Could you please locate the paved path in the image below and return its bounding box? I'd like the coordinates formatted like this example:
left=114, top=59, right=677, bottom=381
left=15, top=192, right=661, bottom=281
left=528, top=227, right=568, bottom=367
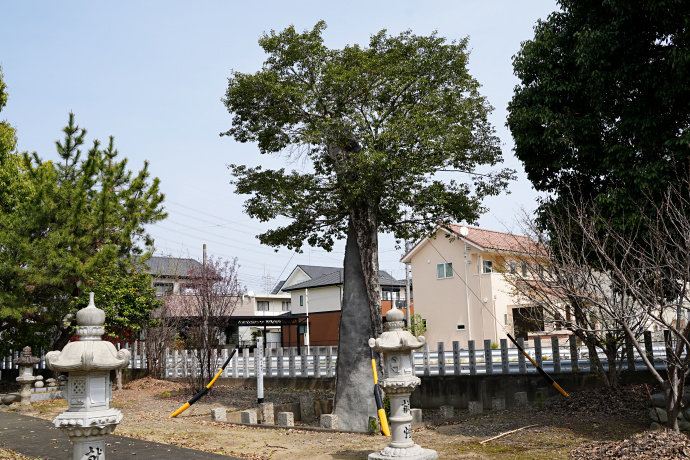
left=0, top=410, right=239, bottom=459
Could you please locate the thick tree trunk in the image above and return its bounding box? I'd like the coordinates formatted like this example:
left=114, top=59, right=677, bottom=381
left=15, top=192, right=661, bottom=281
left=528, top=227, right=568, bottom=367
left=350, top=202, right=382, bottom=337
left=333, top=219, right=378, bottom=431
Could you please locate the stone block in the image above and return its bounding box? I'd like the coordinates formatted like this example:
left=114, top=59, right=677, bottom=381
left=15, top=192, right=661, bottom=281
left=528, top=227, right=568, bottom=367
left=259, top=402, right=274, bottom=425
left=320, top=413, right=338, bottom=429
left=241, top=410, right=257, bottom=424
left=211, top=408, right=227, bottom=422
left=439, top=405, right=454, bottom=418
left=514, top=392, right=528, bottom=406
left=411, top=408, right=423, bottom=426
left=650, top=408, right=667, bottom=423
left=491, top=397, right=506, bottom=411
left=300, top=394, right=316, bottom=421
left=681, top=420, right=690, bottom=431
left=653, top=393, right=666, bottom=407
left=468, top=401, right=483, bottom=415
left=368, top=416, right=380, bottom=433
left=277, top=411, right=294, bottom=427
left=535, top=387, right=549, bottom=400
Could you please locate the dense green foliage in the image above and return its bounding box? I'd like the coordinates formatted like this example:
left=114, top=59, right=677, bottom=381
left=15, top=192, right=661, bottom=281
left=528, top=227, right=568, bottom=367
left=223, top=21, right=513, bottom=251
left=72, top=268, right=162, bottom=344
left=0, top=111, right=166, bottom=354
left=508, top=1, right=690, bottom=229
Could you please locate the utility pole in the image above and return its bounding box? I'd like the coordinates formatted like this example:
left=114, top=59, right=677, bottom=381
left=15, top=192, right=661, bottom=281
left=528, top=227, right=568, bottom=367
left=405, top=241, right=412, bottom=325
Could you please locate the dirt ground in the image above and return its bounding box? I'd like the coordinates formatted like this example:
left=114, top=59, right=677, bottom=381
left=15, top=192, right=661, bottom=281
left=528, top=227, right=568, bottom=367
left=1, top=378, right=685, bottom=459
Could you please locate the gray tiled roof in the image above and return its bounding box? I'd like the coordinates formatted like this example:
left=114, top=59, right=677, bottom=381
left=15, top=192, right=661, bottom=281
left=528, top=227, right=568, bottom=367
left=270, top=280, right=286, bottom=295
left=144, top=256, right=203, bottom=278
left=281, top=267, right=405, bottom=291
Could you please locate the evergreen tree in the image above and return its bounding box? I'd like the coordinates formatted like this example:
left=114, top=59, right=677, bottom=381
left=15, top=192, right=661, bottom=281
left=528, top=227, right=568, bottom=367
left=0, top=113, right=166, bottom=354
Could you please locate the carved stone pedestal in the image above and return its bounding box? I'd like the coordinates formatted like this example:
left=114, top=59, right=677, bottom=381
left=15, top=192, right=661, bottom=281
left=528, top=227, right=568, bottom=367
left=368, top=308, right=438, bottom=460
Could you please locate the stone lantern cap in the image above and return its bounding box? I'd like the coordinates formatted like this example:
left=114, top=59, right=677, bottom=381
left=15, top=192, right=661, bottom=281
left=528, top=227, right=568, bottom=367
left=369, top=307, right=426, bottom=353
left=14, top=346, right=40, bottom=366
left=46, top=293, right=130, bottom=372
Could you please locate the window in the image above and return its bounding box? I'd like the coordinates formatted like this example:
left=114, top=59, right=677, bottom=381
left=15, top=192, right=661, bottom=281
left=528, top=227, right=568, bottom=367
left=257, top=301, right=269, bottom=311
left=281, top=301, right=291, bottom=311
left=510, top=260, right=516, bottom=274
left=483, top=260, right=493, bottom=274
left=436, top=262, right=453, bottom=279
left=153, top=282, right=173, bottom=296
left=521, top=261, right=528, bottom=277
left=300, top=295, right=303, bottom=306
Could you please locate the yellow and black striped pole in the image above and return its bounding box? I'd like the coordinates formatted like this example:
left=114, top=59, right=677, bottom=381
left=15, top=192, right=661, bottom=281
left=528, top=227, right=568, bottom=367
left=170, top=348, right=237, bottom=418
left=371, top=349, right=391, bottom=436
left=506, top=333, right=569, bottom=397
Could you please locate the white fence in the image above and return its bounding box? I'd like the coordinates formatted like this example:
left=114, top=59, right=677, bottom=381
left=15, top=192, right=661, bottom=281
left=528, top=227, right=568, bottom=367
left=0, top=332, right=672, bottom=378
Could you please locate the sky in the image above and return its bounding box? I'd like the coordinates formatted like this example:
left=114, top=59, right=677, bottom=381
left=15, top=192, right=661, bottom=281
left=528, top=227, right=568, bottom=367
left=1, top=1, right=558, bottom=293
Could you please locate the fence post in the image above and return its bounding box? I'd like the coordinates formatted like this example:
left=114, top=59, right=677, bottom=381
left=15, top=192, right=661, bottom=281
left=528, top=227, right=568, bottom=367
left=181, top=350, right=188, bottom=377
left=644, top=330, right=654, bottom=364
left=141, top=342, right=147, bottom=370
left=534, top=337, right=543, bottom=368
left=422, top=342, right=430, bottom=377
left=517, top=338, right=526, bottom=374
left=231, top=349, right=238, bottom=378
left=664, top=330, right=673, bottom=365
left=326, top=346, right=334, bottom=377
left=484, top=339, right=493, bottom=374
left=437, top=342, right=445, bottom=376
left=625, top=335, right=635, bottom=371
left=452, top=341, right=461, bottom=376
left=569, top=335, right=579, bottom=372
left=500, top=339, right=509, bottom=374
left=552, top=336, right=561, bottom=373
left=242, top=348, right=250, bottom=378
left=133, top=341, right=139, bottom=369
left=265, top=347, right=273, bottom=378
left=289, top=348, right=296, bottom=378
left=221, top=348, right=229, bottom=378
left=314, top=349, right=321, bottom=378
left=277, top=347, right=284, bottom=377
left=468, top=340, right=476, bottom=375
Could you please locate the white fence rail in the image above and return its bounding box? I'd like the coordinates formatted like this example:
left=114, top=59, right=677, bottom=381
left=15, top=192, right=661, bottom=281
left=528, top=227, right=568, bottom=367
left=0, top=332, right=673, bottom=378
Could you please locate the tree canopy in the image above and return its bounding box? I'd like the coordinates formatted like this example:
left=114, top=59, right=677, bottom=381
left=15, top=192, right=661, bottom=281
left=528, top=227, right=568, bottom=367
left=223, top=21, right=513, bottom=252
left=0, top=113, right=166, bottom=353
left=508, top=0, right=690, bottom=228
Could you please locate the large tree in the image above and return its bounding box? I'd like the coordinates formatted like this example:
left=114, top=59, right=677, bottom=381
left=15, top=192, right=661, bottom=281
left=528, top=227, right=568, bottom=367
left=0, top=113, right=166, bottom=354
left=222, top=22, right=513, bottom=430
left=508, top=0, right=690, bottom=228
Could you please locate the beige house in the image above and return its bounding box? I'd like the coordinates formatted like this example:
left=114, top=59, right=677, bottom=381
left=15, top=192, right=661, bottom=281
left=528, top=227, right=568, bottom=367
left=401, top=225, right=540, bottom=347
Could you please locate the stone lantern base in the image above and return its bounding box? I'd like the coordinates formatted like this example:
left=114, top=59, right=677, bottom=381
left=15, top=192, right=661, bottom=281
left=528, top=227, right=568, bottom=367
left=368, top=446, right=438, bottom=459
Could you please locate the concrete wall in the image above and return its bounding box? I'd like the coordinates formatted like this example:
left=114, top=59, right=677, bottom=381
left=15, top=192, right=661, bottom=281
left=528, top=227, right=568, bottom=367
left=410, top=370, right=660, bottom=410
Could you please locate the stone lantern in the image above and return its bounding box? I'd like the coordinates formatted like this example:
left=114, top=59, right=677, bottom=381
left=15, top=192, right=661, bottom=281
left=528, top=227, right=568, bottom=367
left=368, top=307, right=438, bottom=460
left=15, top=346, right=40, bottom=410
left=46, top=292, right=131, bottom=460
